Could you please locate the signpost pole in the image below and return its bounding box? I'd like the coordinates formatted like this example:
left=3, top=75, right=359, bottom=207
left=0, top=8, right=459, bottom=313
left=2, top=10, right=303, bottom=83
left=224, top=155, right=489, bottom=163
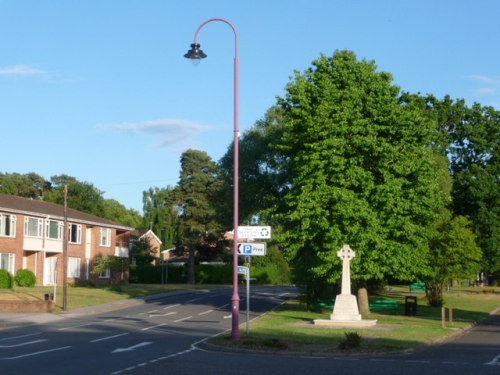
left=246, top=267, right=250, bottom=335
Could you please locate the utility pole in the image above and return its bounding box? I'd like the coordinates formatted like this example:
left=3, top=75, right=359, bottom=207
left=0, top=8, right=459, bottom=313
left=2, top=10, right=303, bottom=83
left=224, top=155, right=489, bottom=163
left=62, top=185, right=68, bottom=311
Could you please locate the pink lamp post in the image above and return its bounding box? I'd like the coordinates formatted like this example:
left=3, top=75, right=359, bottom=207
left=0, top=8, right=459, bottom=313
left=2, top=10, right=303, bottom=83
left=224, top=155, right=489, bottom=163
left=184, top=18, right=240, bottom=340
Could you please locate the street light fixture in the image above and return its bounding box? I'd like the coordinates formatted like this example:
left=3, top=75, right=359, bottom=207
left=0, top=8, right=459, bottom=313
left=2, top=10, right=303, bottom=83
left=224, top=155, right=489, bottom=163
left=184, top=18, right=240, bottom=340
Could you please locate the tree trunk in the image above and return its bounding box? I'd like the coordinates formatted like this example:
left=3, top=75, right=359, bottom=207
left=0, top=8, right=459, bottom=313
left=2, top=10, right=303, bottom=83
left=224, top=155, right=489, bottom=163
left=357, top=287, right=370, bottom=316
left=188, top=247, right=195, bottom=284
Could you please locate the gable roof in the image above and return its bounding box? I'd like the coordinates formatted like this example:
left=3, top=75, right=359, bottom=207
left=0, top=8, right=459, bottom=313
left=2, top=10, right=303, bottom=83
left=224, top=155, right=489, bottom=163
left=130, top=229, right=163, bottom=245
left=0, top=193, right=133, bottom=231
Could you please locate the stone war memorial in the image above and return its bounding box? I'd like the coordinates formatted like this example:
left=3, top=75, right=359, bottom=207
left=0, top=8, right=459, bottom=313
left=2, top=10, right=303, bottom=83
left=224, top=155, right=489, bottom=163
left=314, top=244, right=377, bottom=327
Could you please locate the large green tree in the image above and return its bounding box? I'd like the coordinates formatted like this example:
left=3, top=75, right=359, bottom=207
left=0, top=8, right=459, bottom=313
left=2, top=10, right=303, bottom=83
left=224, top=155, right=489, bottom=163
left=272, top=51, right=447, bottom=303
left=176, top=149, right=223, bottom=284
left=400, top=95, right=499, bottom=276
left=142, top=186, right=178, bottom=247
left=218, top=105, right=289, bottom=226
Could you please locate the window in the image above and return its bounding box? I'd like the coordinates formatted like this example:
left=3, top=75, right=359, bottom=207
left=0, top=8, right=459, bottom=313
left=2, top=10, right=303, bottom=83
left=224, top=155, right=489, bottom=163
left=24, top=217, right=43, bottom=237
left=67, top=257, right=80, bottom=278
left=100, top=228, right=111, bottom=247
left=0, top=253, right=15, bottom=274
left=99, top=268, right=110, bottom=278
left=46, top=220, right=63, bottom=240
left=0, top=214, right=16, bottom=237
left=69, top=224, right=82, bottom=244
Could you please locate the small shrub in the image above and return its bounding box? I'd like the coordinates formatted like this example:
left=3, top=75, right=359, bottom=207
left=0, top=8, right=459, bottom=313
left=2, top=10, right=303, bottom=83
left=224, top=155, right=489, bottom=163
left=262, top=338, right=289, bottom=350
left=339, top=331, right=362, bottom=350
left=0, top=269, right=13, bottom=289
left=14, top=269, right=36, bottom=287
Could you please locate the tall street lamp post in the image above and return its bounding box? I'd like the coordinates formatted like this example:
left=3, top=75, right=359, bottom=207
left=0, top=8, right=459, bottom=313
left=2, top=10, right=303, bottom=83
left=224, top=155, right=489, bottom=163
left=184, top=18, right=240, bottom=340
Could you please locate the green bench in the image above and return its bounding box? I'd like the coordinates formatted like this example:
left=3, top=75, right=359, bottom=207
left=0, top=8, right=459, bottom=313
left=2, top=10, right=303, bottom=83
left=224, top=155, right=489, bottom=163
left=409, top=282, right=426, bottom=292
left=369, top=299, right=398, bottom=311
left=314, top=299, right=335, bottom=310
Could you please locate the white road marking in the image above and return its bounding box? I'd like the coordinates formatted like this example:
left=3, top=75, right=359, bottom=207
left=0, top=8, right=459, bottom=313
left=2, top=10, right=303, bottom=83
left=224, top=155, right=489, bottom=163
left=198, top=309, right=214, bottom=315
left=0, top=339, right=47, bottom=348
left=485, top=353, right=500, bottom=365
left=0, top=346, right=71, bottom=360
left=90, top=333, right=129, bottom=343
left=163, top=304, right=180, bottom=310
left=112, top=341, right=153, bottom=354
left=0, top=332, right=42, bottom=342
left=173, top=316, right=192, bottom=323
left=149, top=312, right=177, bottom=318
left=141, top=323, right=166, bottom=331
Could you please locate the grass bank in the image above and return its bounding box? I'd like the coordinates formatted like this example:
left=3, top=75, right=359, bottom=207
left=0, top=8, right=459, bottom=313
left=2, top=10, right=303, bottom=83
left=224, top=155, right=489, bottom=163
left=212, top=286, right=499, bottom=353
left=0, top=283, right=224, bottom=312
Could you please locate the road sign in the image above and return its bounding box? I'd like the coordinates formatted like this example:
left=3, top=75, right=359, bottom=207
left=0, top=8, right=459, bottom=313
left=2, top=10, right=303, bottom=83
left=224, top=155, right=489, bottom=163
left=238, top=243, right=267, bottom=256
left=237, top=266, right=248, bottom=276
left=237, top=226, right=271, bottom=239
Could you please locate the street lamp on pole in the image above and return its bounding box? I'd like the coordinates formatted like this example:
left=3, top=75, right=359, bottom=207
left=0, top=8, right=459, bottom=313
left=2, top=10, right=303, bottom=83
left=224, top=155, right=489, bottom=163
left=184, top=18, right=240, bottom=340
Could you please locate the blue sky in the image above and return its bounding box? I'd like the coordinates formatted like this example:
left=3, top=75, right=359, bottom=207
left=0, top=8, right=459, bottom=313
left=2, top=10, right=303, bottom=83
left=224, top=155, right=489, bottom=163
left=1, top=0, right=499, bottom=213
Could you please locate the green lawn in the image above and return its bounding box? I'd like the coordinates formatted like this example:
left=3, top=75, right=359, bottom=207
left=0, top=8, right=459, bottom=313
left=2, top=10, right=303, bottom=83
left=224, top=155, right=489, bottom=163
left=0, top=283, right=220, bottom=311
left=213, top=286, right=499, bottom=353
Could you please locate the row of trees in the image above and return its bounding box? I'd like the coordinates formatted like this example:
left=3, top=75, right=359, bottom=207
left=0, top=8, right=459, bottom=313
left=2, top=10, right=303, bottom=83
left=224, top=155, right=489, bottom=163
left=0, top=173, right=143, bottom=228
left=2, top=51, right=497, bottom=307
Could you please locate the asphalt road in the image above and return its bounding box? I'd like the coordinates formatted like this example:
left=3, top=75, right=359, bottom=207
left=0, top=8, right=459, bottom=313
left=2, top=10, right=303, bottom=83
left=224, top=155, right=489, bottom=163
left=0, top=287, right=498, bottom=375
left=0, top=286, right=297, bottom=375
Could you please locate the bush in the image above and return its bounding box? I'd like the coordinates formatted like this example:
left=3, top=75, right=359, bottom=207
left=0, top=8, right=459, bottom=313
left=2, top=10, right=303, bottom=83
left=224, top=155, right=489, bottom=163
left=14, top=269, right=36, bottom=287
left=339, top=332, right=362, bottom=350
left=0, top=269, right=13, bottom=289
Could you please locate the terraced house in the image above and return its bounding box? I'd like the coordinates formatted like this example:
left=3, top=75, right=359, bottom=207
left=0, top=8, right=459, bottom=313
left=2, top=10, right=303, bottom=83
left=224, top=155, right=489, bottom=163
left=0, top=194, right=133, bottom=285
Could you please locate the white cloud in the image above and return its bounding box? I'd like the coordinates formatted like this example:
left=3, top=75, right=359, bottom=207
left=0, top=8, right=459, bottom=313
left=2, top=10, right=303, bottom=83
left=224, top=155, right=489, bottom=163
left=466, top=74, right=500, bottom=99
left=99, top=118, right=208, bottom=149
left=0, top=64, right=47, bottom=76
left=466, top=75, right=500, bottom=84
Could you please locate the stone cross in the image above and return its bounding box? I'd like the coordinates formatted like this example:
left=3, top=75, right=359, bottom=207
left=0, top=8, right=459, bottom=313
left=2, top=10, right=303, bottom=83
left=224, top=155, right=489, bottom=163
left=337, top=244, right=355, bottom=295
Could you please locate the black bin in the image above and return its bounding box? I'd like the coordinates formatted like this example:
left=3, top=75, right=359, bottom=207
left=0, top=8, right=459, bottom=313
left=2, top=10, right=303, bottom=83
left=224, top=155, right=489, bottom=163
left=405, top=296, right=417, bottom=316
left=44, top=293, right=54, bottom=301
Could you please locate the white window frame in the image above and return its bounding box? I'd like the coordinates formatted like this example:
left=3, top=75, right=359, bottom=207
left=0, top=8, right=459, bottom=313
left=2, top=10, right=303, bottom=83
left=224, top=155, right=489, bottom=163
left=0, top=252, right=15, bottom=274
left=99, top=268, right=110, bottom=278
left=67, top=257, right=81, bottom=278
left=68, top=224, right=82, bottom=244
left=100, top=228, right=111, bottom=247
left=46, top=219, right=63, bottom=240
left=0, top=214, right=16, bottom=237
left=24, top=217, right=43, bottom=238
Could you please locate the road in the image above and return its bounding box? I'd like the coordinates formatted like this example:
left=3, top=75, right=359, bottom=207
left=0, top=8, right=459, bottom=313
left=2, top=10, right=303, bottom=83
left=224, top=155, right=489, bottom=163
left=134, top=311, right=500, bottom=375
left=0, top=287, right=498, bottom=375
left=0, top=286, right=297, bottom=374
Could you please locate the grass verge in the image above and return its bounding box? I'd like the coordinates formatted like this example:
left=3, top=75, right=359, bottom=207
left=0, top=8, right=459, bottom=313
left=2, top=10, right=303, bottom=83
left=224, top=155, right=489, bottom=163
left=0, top=283, right=224, bottom=312
left=210, top=286, right=499, bottom=354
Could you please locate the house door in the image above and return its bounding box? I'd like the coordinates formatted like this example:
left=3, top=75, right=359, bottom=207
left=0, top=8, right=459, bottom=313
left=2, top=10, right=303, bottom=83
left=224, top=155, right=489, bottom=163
left=43, top=256, right=58, bottom=286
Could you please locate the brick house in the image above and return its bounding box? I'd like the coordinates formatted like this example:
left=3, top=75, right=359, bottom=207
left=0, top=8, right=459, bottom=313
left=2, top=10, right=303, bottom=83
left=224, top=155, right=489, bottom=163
left=0, top=194, right=134, bottom=286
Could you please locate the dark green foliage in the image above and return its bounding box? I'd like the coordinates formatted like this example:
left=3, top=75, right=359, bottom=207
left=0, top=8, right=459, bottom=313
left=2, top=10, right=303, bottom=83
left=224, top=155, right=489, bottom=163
left=142, top=186, right=178, bottom=248
left=0, top=172, right=141, bottom=226
left=0, top=269, right=13, bottom=289
left=130, top=237, right=157, bottom=266
left=339, top=332, right=362, bottom=350
left=91, top=256, right=129, bottom=285
left=250, top=245, right=291, bottom=285
left=195, top=264, right=232, bottom=284
left=176, top=149, right=223, bottom=284
left=14, top=269, right=36, bottom=287
left=129, top=264, right=233, bottom=284
left=0, top=172, right=47, bottom=199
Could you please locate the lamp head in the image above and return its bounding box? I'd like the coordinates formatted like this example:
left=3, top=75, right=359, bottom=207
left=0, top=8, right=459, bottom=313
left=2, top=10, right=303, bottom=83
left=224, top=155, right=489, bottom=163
left=184, top=43, right=207, bottom=65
